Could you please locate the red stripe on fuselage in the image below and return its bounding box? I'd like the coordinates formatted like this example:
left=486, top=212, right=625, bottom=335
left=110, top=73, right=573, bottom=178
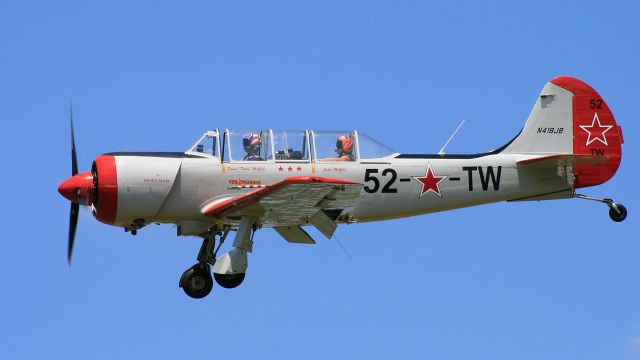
left=94, top=155, right=118, bottom=224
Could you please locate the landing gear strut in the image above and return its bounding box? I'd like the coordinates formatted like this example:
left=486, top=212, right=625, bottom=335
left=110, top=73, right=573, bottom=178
left=574, top=193, right=628, bottom=222
left=179, top=226, right=230, bottom=299
left=180, top=217, right=256, bottom=299
left=211, top=216, right=255, bottom=289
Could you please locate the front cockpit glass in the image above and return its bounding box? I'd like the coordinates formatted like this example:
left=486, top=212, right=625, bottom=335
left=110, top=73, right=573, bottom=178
left=273, top=130, right=309, bottom=161
left=357, top=132, right=398, bottom=159
left=187, top=131, right=219, bottom=157
left=313, top=131, right=357, bottom=161
left=225, top=129, right=272, bottom=162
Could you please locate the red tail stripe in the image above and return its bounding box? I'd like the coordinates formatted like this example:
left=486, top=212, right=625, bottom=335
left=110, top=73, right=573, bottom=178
left=550, top=76, right=622, bottom=188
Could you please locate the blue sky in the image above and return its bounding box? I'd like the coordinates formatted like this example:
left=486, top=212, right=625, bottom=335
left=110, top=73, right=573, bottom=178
left=1, top=1, right=638, bottom=359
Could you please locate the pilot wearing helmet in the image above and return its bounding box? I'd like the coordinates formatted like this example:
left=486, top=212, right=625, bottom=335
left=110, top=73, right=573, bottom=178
left=242, top=132, right=264, bottom=161
left=321, top=135, right=355, bottom=162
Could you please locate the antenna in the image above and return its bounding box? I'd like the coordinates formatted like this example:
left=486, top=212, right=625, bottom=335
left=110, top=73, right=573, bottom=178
left=438, top=119, right=465, bottom=155
left=332, top=234, right=352, bottom=259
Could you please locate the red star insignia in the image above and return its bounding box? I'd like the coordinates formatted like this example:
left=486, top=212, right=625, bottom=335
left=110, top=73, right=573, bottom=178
left=579, top=112, right=613, bottom=146
left=278, top=166, right=283, bottom=172
left=287, top=166, right=293, bottom=172
left=296, top=166, right=302, bottom=171
left=412, top=164, right=446, bottom=198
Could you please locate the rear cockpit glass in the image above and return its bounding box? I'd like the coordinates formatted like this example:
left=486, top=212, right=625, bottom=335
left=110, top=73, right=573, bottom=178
left=357, top=133, right=398, bottom=159
left=273, top=130, right=309, bottom=161
left=225, top=129, right=272, bottom=162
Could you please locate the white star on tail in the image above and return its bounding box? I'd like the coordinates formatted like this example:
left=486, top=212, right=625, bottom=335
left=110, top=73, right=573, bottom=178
left=579, top=112, right=613, bottom=146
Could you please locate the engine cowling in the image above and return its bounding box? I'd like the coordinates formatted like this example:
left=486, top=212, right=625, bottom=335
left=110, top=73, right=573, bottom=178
left=91, top=153, right=183, bottom=226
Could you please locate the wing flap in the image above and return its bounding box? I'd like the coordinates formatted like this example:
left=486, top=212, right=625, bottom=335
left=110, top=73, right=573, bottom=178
left=274, top=226, right=316, bottom=244
left=309, top=210, right=338, bottom=239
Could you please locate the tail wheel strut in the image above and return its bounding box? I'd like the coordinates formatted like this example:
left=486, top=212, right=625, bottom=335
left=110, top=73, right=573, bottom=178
left=574, top=193, right=627, bottom=222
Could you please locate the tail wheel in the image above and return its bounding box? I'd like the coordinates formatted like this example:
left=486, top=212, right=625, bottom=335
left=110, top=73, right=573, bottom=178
left=180, top=265, right=213, bottom=299
left=609, top=204, right=627, bottom=222
left=214, top=273, right=246, bottom=289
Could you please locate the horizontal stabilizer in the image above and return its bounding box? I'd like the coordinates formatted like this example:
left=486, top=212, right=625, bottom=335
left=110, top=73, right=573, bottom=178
left=508, top=189, right=574, bottom=202
left=516, top=154, right=610, bottom=192
left=275, top=226, right=316, bottom=244
left=517, top=154, right=608, bottom=169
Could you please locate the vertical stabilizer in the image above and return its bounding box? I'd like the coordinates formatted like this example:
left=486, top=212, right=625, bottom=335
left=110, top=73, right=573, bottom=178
left=502, top=76, right=623, bottom=188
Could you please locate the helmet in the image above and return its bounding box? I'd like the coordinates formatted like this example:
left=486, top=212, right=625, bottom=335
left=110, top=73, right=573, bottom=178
left=242, top=133, right=262, bottom=150
left=336, top=135, right=354, bottom=154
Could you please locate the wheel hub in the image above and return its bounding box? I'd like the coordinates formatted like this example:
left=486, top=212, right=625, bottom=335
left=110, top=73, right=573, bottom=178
left=190, top=275, right=205, bottom=290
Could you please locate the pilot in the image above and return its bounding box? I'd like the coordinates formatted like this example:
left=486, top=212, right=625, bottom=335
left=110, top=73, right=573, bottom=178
left=242, top=133, right=264, bottom=161
left=321, top=135, right=355, bottom=162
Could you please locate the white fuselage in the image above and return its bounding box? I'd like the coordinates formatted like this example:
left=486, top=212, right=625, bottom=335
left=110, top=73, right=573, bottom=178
left=110, top=152, right=569, bottom=232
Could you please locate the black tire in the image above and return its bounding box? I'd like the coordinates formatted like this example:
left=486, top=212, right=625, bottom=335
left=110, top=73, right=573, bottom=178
left=609, top=204, right=627, bottom=222
left=214, top=272, right=246, bottom=289
left=180, top=265, right=213, bottom=299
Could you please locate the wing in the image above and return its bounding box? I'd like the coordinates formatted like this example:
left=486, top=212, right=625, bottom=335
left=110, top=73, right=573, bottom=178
left=201, top=176, right=362, bottom=240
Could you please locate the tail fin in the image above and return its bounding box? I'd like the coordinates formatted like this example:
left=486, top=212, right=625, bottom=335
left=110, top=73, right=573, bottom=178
left=502, top=76, right=623, bottom=188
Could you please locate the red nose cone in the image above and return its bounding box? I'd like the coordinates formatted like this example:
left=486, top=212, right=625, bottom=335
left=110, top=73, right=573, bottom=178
left=58, top=172, right=94, bottom=204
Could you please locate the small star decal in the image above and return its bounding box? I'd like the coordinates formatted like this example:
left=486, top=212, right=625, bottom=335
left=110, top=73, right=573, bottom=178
left=579, top=112, right=613, bottom=146
left=412, top=164, right=447, bottom=198
left=278, top=166, right=283, bottom=172
left=296, top=166, right=302, bottom=171
left=287, top=166, right=293, bottom=172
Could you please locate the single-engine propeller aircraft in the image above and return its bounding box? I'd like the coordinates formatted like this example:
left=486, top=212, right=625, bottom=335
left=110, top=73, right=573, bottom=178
left=59, top=76, right=627, bottom=298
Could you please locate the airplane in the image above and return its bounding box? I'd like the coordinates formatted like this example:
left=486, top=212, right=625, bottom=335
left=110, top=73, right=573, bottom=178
left=58, top=76, right=626, bottom=299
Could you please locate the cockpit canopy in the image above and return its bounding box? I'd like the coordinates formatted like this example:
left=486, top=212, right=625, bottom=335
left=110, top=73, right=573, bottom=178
left=187, top=129, right=397, bottom=162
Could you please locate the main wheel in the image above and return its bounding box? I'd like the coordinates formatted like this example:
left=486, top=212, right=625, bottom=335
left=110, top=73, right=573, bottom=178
left=214, top=272, right=246, bottom=289
left=180, top=265, right=213, bottom=299
left=609, top=204, right=627, bottom=222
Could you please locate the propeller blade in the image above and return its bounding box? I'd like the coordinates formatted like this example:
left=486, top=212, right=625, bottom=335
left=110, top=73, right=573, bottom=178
left=68, top=202, right=79, bottom=264
left=70, top=105, right=78, bottom=176
left=69, top=104, right=79, bottom=265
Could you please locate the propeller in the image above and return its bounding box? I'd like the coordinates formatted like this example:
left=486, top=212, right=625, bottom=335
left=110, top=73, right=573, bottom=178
left=68, top=105, right=79, bottom=264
